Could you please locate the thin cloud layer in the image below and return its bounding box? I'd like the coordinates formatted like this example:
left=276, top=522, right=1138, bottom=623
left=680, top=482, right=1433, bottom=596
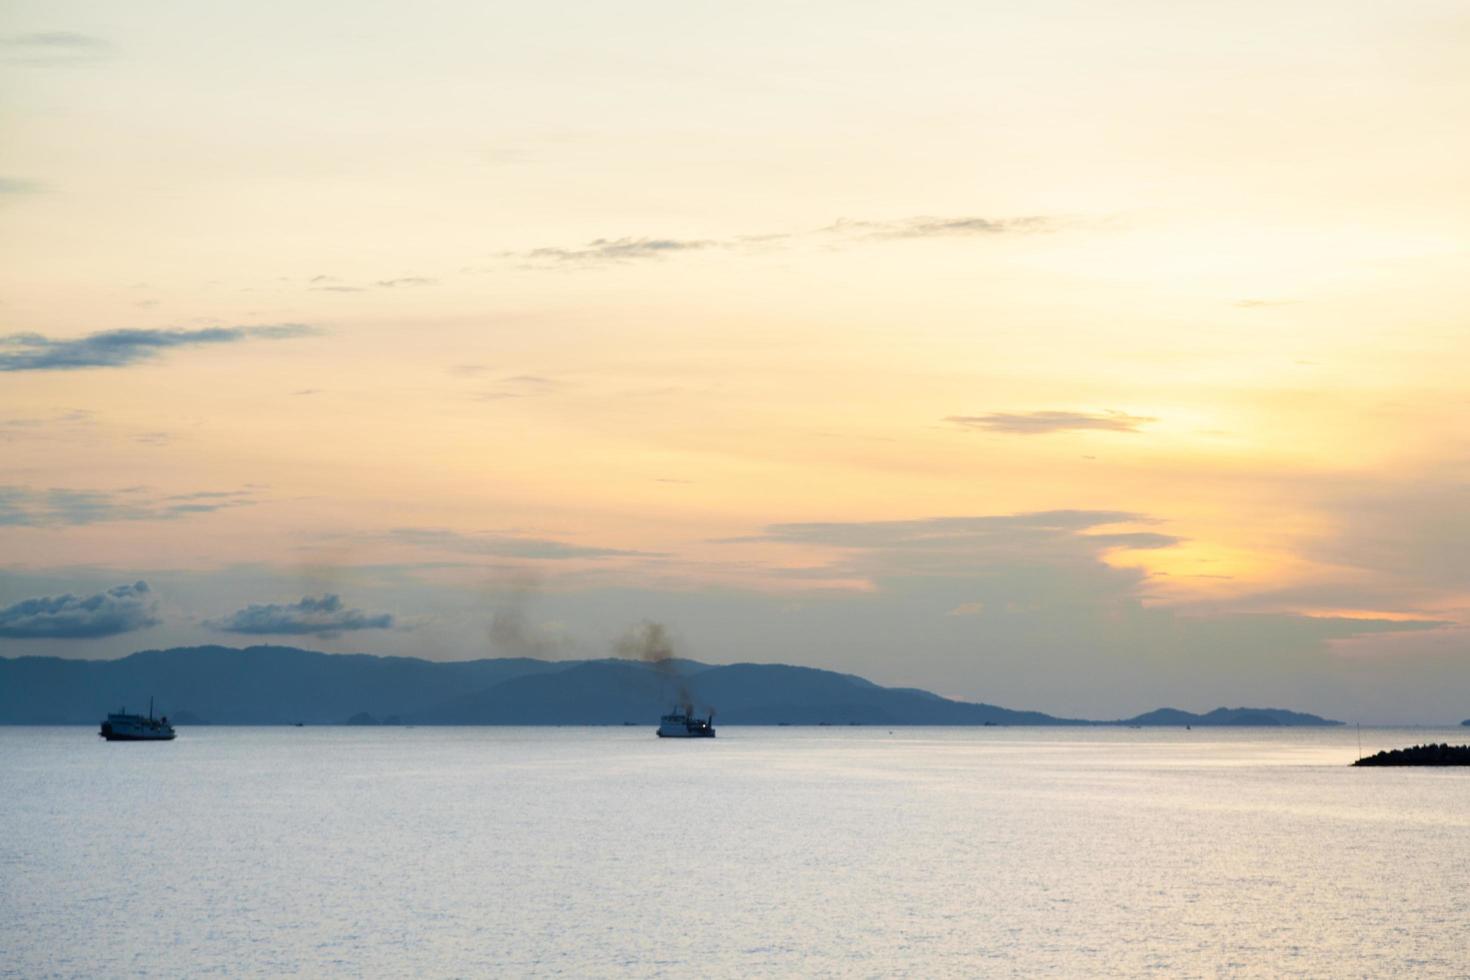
left=1298, top=475, right=1470, bottom=609
left=0, top=409, right=94, bottom=441
left=503, top=214, right=1056, bottom=267
left=947, top=411, right=1155, bottom=435
left=0, top=324, right=316, bottom=372
left=736, top=511, right=1179, bottom=598
left=307, top=276, right=436, bottom=291
left=207, top=594, right=395, bottom=635
left=389, top=527, right=656, bottom=560
left=1, top=31, right=110, bottom=64
left=823, top=215, right=1054, bottom=239
left=511, top=237, right=716, bottom=265
left=709, top=509, right=1452, bottom=718
left=744, top=510, right=1162, bottom=548
left=374, top=277, right=438, bottom=288
left=0, top=487, right=256, bottom=527
left=0, top=581, right=157, bottom=639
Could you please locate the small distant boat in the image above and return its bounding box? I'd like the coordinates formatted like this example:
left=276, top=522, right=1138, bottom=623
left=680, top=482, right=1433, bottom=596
left=657, top=705, right=715, bottom=738
left=99, top=698, right=175, bottom=742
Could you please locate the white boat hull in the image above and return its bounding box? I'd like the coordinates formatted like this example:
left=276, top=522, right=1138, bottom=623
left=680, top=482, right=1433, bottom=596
left=100, top=713, right=175, bottom=741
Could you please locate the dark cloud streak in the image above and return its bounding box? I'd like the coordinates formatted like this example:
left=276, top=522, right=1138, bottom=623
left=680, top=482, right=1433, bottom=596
left=0, top=324, right=316, bottom=372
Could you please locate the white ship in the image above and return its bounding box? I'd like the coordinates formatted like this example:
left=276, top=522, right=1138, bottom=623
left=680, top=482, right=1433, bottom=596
left=657, top=705, right=715, bottom=738
left=99, top=698, right=175, bottom=741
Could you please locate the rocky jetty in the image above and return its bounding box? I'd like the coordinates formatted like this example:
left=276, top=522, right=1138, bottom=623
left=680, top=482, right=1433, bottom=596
left=1353, top=743, right=1470, bottom=766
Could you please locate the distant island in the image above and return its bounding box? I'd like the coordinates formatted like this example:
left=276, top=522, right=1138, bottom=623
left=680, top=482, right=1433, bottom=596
left=0, top=644, right=1345, bottom=727
left=1353, top=744, right=1470, bottom=767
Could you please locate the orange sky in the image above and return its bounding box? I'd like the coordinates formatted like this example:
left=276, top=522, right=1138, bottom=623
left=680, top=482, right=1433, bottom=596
left=2, top=0, right=1467, bottom=721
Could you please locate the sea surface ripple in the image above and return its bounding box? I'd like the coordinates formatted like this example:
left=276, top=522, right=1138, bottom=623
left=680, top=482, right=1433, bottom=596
left=2, top=726, right=1467, bottom=977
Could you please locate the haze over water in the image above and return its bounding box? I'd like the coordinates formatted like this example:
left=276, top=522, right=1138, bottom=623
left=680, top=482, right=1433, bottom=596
left=4, top=726, right=1467, bottom=977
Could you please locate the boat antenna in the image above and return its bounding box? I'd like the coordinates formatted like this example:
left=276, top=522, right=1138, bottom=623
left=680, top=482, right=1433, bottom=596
left=1357, top=722, right=1362, bottom=763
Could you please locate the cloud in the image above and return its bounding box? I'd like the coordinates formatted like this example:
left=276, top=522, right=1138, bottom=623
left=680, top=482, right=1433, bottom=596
left=0, top=177, right=45, bottom=195
left=4, top=409, right=96, bottom=426
left=502, top=214, right=1056, bottom=268
left=728, top=511, right=1180, bottom=597
left=0, top=581, right=158, bottom=639
left=511, top=237, right=715, bottom=266
left=740, top=510, right=1153, bottom=548
left=0, top=486, right=256, bottom=526
left=388, top=527, right=657, bottom=560
left=207, top=594, right=395, bottom=635
left=1, top=31, right=110, bottom=65
left=304, top=276, right=436, bottom=291
left=1300, top=476, right=1470, bottom=609
left=0, top=323, right=315, bottom=371
left=2, top=31, right=107, bottom=49
left=375, top=277, right=437, bottom=287
left=1081, top=531, right=1181, bottom=550
left=821, top=215, right=1054, bottom=239
left=946, top=411, right=1155, bottom=435
left=703, top=508, right=1459, bottom=720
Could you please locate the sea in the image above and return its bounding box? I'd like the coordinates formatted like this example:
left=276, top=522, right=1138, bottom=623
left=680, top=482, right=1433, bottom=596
left=2, top=726, right=1468, bottom=978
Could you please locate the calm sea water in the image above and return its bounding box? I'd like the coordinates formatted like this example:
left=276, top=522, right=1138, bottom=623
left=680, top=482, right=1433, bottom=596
left=2, top=726, right=1468, bottom=978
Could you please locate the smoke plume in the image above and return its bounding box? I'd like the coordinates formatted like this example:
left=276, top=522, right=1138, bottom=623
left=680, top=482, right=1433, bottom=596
left=616, top=619, right=698, bottom=712
left=486, top=571, right=563, bottom=658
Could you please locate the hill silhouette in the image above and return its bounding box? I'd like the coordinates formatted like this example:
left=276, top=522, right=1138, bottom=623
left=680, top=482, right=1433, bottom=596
left=0, top=645, right=1342, bottom=726
left=1353, top=744, right=1470, bottom=766
left=1120, top=706, right=1340, bottom=727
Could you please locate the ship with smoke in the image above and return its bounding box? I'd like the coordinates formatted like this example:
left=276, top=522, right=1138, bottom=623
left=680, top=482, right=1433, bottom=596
left=657, top=705, right=715, bottom=738
left=620, top=620, right=716, bottom=738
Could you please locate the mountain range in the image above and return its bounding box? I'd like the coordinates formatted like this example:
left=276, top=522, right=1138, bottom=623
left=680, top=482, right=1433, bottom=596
left=0, top=644, right=1345, bottom=727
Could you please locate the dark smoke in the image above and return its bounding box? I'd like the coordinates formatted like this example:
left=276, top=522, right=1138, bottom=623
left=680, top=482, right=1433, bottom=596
left=616, top=619, right=701, bottom=713
left=486, top=571, right=563, bottom=658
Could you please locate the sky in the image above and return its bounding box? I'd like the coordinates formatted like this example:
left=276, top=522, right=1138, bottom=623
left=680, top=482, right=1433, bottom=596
left=2, top=0, right=1468, bottom=722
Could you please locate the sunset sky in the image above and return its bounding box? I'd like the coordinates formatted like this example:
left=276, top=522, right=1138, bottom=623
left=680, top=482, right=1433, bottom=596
left=3, top=0, right=1467, bottom=721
